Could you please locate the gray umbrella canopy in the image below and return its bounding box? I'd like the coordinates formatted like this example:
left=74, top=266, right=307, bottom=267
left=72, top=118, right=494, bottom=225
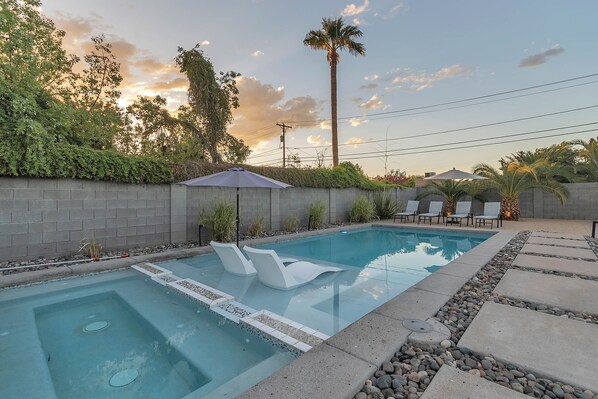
left=179, top=167, right=292, bottom=246
left=425, top=168, right=486, bottom=180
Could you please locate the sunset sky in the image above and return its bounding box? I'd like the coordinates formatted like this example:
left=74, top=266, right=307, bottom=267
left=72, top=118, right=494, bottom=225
left=42, top=0, right=598, bottom=176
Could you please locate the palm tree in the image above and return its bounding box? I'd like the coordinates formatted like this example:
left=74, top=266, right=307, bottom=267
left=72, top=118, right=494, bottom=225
left=473, top=162, right=569, bottom=221
left=416, top=180, right=488, bottom=216
left=570, top=137, right=598, bottom=181
left=304, top=17, right=365, bottom=167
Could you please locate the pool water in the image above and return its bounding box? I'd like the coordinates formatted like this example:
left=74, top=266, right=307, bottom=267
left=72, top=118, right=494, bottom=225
left=0, top=271, right=295, bottom=399
left=160, top=227, right=488, bottom=335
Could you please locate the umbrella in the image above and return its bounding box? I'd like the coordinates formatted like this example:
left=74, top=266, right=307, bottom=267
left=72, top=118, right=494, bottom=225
left=424, top=168, right=486, bottom=180
left=179, top=167, right=292, bottom=246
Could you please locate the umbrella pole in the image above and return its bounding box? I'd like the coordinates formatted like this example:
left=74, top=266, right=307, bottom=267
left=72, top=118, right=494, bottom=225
left=236, top=187, right=240, bottom=247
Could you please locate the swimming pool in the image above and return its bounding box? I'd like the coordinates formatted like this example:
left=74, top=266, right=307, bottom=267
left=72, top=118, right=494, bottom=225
left=159, top=227, right=489, bottom=335
left=0, top=271, right=295, bottom=399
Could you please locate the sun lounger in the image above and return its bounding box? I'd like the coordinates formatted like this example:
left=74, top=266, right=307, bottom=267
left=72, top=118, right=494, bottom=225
left=243, top=246, right=342, bottom=290
left=210, top=241, right=297, bottom=276
left=418, top=201, right=443, bottom=225
left=394, top=200, right=419, bottom=223
left=473, top=202, right=502, bottom=229
left=445, top=201, right=472, bottom=226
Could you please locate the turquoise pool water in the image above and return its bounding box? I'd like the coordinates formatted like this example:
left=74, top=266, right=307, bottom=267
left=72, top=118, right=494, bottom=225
left=0, top=271, right=295, bottom=399
left=160, top=227, right=488, bottom=335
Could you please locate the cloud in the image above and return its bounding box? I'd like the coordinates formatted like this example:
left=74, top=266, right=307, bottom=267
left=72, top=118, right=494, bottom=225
left=348, top=117, right=368, bottom=127
left=252, top=50, right=264, bottom=57
left=307, top=135, right=323, bottom=145
left=360, top=83, right=378, bottom=90
left=201, top=40, right=210, bottom=46
left=144, top=78, right=188, bottom=92
left=518, top=46, right=565, bottom=68
left=341, top=0, right=369, bottom=16
left=345, top=137, right=367, bottom=147
left=359, top=95, right=384, bottom=109
left=319, top=120, right=331, bottom=130
left=353, top=17, right=365, bottom=26
left=387, top=64, right=471, bottom=91
left=229, top=76, right=322, bottom=146
left=388, top=2, right=407, bottom=16
left=364, top=74, right=379, bottom=81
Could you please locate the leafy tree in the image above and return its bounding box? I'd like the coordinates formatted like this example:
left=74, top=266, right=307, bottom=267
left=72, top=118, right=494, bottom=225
left=473, top=162, right=568, bottom=221
left=304, top=17, right=365, bottom=167
left=500, top=142, right=578, bottom=183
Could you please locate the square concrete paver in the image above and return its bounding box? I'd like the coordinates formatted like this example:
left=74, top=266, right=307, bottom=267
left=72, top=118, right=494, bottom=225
left=526, top=236, right=590, bottom=248
left=521, top=243, right=597, bottom=260
left=494, top=269, right=598, bottom=315
left=421, top=365, right=529, bottom=399
left=530, top=231, right=586, bottom=240
left=458, top=302, right=598, bottom=392
left=513, top=254, right=598, bottom=278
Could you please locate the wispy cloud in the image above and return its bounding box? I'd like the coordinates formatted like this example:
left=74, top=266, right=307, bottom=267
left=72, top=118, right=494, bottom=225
left=518, top=45, right=565, bottom=68
left=348, top=117, right=368, bottom=127
left=345, top=137, right=368, bottom=147
left=252, top=50, right=264, bottom=57
left=387, top=65, right=471, bottom=91
left=352, top=17, right=365, bottom=25
left=388, top=2, right=407, bottom=17
left=307, top=135, right=323, bottom=145
left=359, top=95, right=384, bottom=110
left=360, top=83, right=378, bottom=90
left=364, top=74, right=379, bottom=81
left=200, top=40, right=210, bottom=46
left=341, top=0, right=369, bottom=16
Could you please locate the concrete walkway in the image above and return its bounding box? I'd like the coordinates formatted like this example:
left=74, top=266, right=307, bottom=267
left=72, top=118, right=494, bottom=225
left=513, top=253, right=598, bottom=278
left=521, top=243, right=597, bottom=260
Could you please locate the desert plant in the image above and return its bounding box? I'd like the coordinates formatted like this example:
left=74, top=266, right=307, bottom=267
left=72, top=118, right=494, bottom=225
left=285, top=215, right=300, bottom=232
left=248, top=215, right=265, bottom=237
left=349, top=196, right=375, bottom=223
left=372, top=191, right=400, bottom=219
left=79, top=238, right=102, bottom=259
left=200, top=200, right=236, bottom=242
left=309, top=199, right=326, bottom=229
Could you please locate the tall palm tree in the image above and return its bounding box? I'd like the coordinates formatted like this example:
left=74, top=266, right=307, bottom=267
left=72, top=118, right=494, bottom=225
left=304, top=17, right=365, bottom=167
left=570, top=137, right=598, bottom=182
left=473, top=162, right=569, bottom=221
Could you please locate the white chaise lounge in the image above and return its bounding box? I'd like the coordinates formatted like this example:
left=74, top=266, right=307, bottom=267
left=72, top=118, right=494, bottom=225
left=210, top=241, right=297, bottom=276
left=394, top=200, right=419, bottom=223
left=243, top=246, right=343, bottom=290
left=445, top=201, right=472, bottom=226
left=418, top=201, right=443, bottom=225
left=473, top=202, right=502, bottom=229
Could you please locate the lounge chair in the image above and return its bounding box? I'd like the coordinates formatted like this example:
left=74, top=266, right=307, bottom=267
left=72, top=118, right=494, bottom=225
left=445, top=201, right=472, bottom=226
left=394, top=200, right=419, bottom=223
left=243, top=246, right=343, bottom=290
left=473, top=202, right=502, bottom=229
left=210, top=241, right=297, bottom=276
left=418, top=201, right=443, bottom=225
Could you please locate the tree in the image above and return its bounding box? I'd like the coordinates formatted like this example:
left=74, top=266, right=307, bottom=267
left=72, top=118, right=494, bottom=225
left=304, top=17, right=365, bottom=167
left=175, top=45, right=243, bottom=163
left=416, top=180, right=488, bottom=216
left=500, top=142, right=578, bottom=183
left=570, top=138, right=598, bottom=182
left=473, top=162, right=568, bottom=221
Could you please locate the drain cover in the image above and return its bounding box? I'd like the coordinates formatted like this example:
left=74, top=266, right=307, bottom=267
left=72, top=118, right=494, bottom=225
left=83, top=321, right=110, bottom=333
left=109, top=369, right=139, bottom=387
left=402, top=319, right=433, bottom=333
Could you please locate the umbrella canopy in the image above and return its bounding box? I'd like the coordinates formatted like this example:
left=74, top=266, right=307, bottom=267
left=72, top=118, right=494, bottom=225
left=424, top=168, right=486, bottom=180
left=179, top=167, right=292, bottom=246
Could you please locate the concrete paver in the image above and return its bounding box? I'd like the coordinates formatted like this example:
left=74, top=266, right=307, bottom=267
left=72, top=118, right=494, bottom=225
left=494, top=269, right=598, bottom=315
left=513, top=254, right=598, bottom=278
left=420, top=365, right=530, bottom=399
left=526, top=236, right=590, bottom=248
left=530, top=231, right=586, bottom=240
left=521, top=243, right=597, bottom=260
left=458, top=302, right=598, bottom=392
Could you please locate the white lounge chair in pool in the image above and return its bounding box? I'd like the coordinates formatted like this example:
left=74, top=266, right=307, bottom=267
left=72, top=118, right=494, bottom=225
left=394, top=200, right=419, bottom=223
left=418, top=201, right=443, bottom=225
left=243, top=246, right=343, bottom=290
left=473, top=202, right=502, bottom=229
left=445, top=201, right=472, bottom=226
left=210, top=241, right=297, bottom=276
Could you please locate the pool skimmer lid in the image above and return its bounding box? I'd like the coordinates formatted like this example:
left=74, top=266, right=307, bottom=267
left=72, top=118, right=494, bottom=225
left=83, top=320, right=110, bottom=333
left=402, top=319, right=433, bottom=333
left=109, top=369, right=139, bottom=387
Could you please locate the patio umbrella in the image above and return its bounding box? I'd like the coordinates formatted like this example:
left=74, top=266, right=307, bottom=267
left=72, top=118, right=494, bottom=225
left=424, top=168, right=486, bottom=180
left=179, top=167, right=292, bottom=246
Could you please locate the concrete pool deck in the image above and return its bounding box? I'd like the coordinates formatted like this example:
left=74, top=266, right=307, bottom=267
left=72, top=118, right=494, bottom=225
left=2, top=218, right=598, bottom=398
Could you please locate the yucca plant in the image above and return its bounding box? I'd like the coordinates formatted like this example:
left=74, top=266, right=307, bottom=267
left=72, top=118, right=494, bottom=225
left=349, top=196, right=375, bottom=223
left=372, top=191, right=400, bottom=220
left=309, top=199, right=326, bottom=229
left=200, top=200, right=236, bottom=242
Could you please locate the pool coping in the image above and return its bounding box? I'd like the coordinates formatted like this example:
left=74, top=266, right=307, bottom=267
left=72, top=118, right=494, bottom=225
left=0, top=222, right=515, bottom=399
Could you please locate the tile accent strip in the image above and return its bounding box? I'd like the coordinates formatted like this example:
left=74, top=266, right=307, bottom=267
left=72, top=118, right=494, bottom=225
left=167, top=278, right=234, bottom=308
left=131, top=262, right=172, bottom=277
left=241, top=310, right=329, bottom=353
left=213, top=301, right=257, bottom=323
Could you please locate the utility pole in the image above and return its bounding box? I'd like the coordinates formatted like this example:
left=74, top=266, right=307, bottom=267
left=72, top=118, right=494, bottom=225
left=276, top=122, right=292, bottom=167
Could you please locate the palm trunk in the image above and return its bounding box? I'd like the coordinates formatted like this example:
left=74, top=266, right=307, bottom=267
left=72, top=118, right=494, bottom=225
left=500, top=197, right=520, bottom=221
left=443, top=198, right=456, bottom=216
left=330, top=54, right=338, bottom=167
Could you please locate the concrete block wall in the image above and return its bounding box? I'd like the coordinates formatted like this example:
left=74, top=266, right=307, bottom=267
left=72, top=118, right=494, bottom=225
left=522, top=183, right=598, bottom=220
left=0, top=178, right=171, bottom=260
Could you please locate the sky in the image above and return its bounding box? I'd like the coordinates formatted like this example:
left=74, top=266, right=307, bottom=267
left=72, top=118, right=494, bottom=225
left=42, top=0, right=598, bottom=176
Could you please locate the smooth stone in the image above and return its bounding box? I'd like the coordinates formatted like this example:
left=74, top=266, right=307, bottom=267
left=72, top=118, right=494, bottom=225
left=440, top=340, right=451, bottom=349
left=377, top=375, right=393, bottom=389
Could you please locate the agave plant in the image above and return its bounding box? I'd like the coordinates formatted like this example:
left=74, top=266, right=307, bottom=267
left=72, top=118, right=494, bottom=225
left=473, top=161, right=569, bottom=221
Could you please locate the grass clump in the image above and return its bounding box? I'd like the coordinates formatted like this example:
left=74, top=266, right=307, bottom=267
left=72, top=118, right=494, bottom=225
left=349, top=196, right=375, bottom=223
left=372, top=191, right=400, bottom=220
left=200, top=200, right=236, bottom=242
left=79, top=238, right=103, bottom=259
left=309, top=199, right=326, bottom=229
left=285, top=215, right=300, bottom=232
left=248, top=215, right=265, bottom=237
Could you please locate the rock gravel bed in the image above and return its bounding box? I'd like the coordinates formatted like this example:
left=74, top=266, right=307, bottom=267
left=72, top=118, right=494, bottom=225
left=356, top=231, right=598, bottom=399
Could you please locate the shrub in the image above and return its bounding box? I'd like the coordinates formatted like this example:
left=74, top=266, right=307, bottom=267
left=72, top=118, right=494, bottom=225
left=349, top=196, right=375, bottom=223
left=309, top=199, right=326, bottom=229
left=79, top=238, right=103, bottom=259
left=372, top=191, right=400, bottom=220
left=285, top=215, right=300, bottom=232
left=248, top=215, right=265, bottom=237
left=200, top=200, right=236, bottom=242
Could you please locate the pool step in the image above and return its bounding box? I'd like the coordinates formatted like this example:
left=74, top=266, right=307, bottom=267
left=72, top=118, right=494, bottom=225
left=131, top=262, right=172, bottom=277
left=241, top=310, right=329, bottom=353
left=167, top=278, right=234, bottom=308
